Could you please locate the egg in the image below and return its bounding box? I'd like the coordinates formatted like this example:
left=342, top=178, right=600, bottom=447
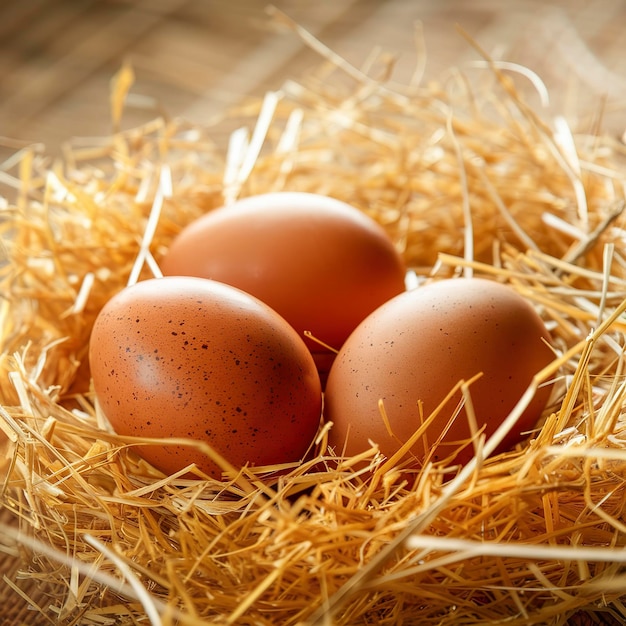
left=160, top=192, right=407, bottom=383
left=324, top=277, right=554, bottom=467
left=89, top=276, right=322, bottom=478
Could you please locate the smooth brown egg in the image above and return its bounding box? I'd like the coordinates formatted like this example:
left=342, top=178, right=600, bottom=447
left=89, top=276, right=322, bottom=478
left=324, top=277, right=554, bottom=468
left=160, top=192, right=407, bottom=383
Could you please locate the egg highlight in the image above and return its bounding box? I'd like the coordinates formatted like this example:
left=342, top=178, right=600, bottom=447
left=160, top=191, right=407, bottom=382
left=324, top=277, right=554, bottom=468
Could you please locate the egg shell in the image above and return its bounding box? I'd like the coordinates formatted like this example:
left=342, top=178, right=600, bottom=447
left=160, top=191, right=407, bottom=382
left=89, top=276, right=322, bottom=478
left=324, top=277, right=554, bottom=467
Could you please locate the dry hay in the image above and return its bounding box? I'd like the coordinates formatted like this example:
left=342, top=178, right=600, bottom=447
left=1, top=16, right=626, bottom=626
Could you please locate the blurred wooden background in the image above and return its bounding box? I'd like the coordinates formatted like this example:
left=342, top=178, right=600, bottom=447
left=1, top=0, right=626, bottom=157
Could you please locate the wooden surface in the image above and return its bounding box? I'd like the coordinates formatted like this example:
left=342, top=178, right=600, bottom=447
left=1, top=1, right=626, bottom=624
left=1, top=0, right=626, bottom=157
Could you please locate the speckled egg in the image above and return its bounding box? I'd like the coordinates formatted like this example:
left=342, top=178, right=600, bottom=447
left=160, top=191, right=407, bottom=383
left=324, top=277, right=554, bottom=468
left=89, top=276, right=322, bottom=478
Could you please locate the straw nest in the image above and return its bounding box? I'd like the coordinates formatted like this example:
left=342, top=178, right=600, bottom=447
left=2, top=16, right=626, bottom=626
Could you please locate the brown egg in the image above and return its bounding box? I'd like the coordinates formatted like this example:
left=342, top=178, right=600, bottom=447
left=89, top=276, right=322, bottom=478
left=324, top=277, right=554, bottom=467
left=160, top=192, right=406, bottom=383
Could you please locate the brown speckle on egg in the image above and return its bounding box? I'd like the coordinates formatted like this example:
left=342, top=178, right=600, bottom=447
left=89, top=276, right=322, bottom=478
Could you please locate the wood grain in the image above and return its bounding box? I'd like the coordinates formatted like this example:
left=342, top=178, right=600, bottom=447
left=0, top=0, right=625, bottom=156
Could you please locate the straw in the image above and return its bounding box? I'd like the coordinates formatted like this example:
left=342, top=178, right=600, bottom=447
left=1, top=13, right=626, bottom=626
